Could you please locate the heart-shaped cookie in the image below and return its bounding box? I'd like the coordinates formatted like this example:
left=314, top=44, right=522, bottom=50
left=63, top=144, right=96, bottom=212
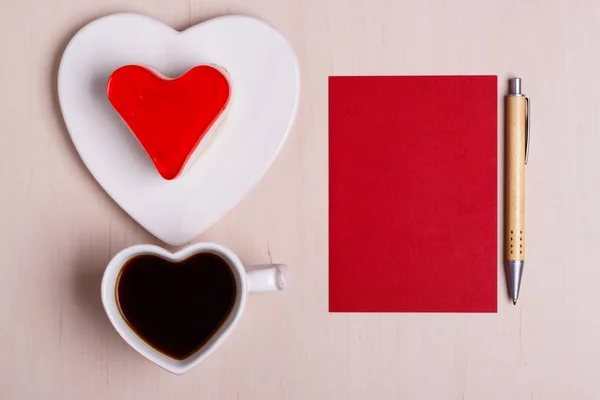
left=107, top=65, right=231, bottom=180
left=58, top=14, right=299, bottom=245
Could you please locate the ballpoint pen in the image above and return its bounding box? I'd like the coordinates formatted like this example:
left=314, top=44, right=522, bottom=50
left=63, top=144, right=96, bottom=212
left=505, top=78, right=529, bottom=305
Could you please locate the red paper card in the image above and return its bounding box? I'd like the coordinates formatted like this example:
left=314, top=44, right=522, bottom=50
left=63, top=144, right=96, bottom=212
left=329, top=76, right=497, bottom=313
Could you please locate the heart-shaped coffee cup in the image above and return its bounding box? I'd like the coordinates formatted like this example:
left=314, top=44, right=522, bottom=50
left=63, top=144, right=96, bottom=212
left=101, top=243, right=290, bottom=374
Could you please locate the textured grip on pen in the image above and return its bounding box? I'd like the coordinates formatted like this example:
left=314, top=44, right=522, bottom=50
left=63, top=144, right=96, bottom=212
left=505, top=96, right=526, bottom=261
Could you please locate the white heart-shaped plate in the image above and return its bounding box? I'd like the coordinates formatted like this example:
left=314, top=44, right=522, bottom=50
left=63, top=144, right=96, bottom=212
left=58, top=14, right=300, bottom=245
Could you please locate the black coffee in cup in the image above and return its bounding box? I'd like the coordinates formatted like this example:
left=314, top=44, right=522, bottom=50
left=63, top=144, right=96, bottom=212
left=115, top=252, right=237, bottom=360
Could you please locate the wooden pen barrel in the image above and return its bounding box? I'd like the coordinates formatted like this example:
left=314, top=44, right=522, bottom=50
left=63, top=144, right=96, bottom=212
left=505, top=95, right=526, bottom=261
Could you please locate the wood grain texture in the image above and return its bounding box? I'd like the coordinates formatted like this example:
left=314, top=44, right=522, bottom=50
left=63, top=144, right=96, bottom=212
left=1, top=0, right=600, bottom=399
left=505, top=95, right=526, bottom=261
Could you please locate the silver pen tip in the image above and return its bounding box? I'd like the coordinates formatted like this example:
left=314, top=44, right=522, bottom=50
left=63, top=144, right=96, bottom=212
left=513, top=299, right=517, bottom=305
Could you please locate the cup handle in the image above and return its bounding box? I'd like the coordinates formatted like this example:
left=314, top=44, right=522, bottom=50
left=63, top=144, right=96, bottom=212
left=245, top=264, right=291, bottom=293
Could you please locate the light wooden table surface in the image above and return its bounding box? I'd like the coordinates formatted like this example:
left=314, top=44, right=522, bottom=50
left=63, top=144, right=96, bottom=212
left=1, top=0, right=599, bottom=398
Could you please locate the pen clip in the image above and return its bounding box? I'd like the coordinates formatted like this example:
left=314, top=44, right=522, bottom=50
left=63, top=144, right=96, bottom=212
left=525, top=96, right=530, bottom=164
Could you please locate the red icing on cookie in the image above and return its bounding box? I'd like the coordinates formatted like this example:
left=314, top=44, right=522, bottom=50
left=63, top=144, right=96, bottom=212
left=107, top=65, right=231, bottom=180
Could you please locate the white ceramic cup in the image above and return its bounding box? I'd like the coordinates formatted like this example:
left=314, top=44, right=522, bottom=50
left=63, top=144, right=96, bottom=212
left=101, top=242, right=290, bottom=374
